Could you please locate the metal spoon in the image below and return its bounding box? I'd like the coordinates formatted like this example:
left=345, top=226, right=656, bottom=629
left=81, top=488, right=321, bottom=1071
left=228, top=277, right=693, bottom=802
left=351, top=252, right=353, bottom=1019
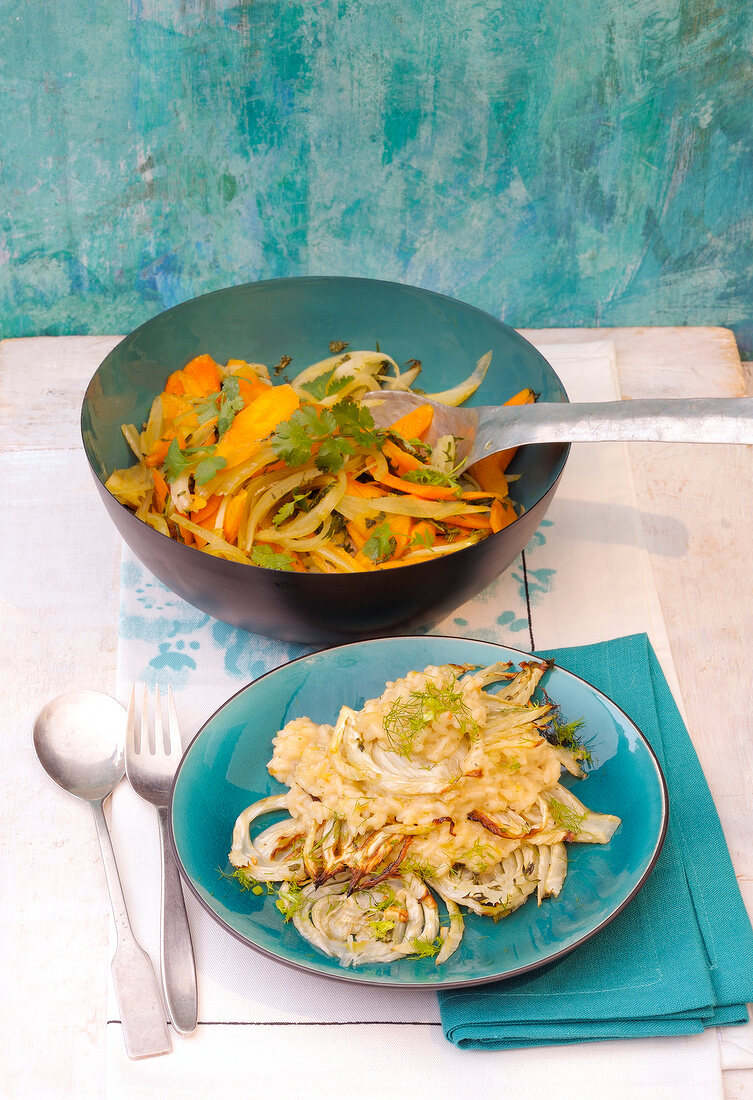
left=365, top=391, right=753, bottom=471
left=33, top=690, right=172, bottom=1059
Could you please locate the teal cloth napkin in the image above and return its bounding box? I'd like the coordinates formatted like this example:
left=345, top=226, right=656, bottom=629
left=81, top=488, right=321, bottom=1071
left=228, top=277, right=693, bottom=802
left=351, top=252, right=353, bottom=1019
left=438, top=632, right=753, bottom=1049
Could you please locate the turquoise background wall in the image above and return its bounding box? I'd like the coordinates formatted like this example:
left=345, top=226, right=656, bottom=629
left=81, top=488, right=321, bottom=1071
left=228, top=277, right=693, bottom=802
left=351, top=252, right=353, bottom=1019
left=3, top=1, right=752, bottom=352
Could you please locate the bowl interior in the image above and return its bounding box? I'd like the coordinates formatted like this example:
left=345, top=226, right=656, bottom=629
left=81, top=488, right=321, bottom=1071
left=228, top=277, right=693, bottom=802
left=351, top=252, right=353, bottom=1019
left=82, top=276, right=568, bottom=512
left=171, top=635, right=667, bottom=988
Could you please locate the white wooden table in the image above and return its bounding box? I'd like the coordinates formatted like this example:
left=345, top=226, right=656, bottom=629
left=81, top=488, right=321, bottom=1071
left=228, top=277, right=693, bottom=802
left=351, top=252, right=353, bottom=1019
left=1, top=328, right=751, bottom=1098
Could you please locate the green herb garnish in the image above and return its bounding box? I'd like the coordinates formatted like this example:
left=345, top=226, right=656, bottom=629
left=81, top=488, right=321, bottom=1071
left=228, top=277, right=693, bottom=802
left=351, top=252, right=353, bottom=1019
left=409, top=526, right=436, bottom=549
left=217, top=375, right=245, bottom=437
left=402, top=467, right=461, bottom=490
left=368, top=918, right=396, bottom=940
left=271, top=399, right=383, bottom=474
left=272, top=490, right=313, bottom=528
left=250, top=545, right=297, bottom=571
left=382, top=678, right=479, bottom=756
left=458, top=838, right=496, bottom=874
left=161, top=438, right=227, bottom=485
left=363, top=521, right=397, bottom=564
left=226, top=867, right=268, bottom=896
left=275, top=881, right=307, bottom=921
left=409, top=936, right=442, bottom=958
left=547, top=713, right=594, bottom=766
left=299, top=366, right=354, bottom=401
left=548, top=798, right=588, bottom=835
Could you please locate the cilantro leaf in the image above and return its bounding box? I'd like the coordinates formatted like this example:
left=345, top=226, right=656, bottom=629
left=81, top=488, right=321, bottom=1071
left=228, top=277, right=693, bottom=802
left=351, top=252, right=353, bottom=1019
left=161, top=438, right=194, bottom=483
left=331, top=397, right=379, bottom=446
left=271, top=398, right=385, bottom=474
left=300, top=368, right=337, bottom=401
left=409, top=526, right=435, bottom=549
left=363, top=521, right=397, bottom=564
left=217, top=375, right=245, bottom=437
left=272, top=500, right=296, bottom=527
left=271, top=415, right=317, bottom=467
left=161, top=438, right=226, bottom=486
left=299, top=366, right=354, bottom=401
left=272, top=491, right=313, bottom=528
left=195, top=393, right=221, bottom=426
left=194, top=454, right=227, bottom=485
left=316, top=434, right=355, bottom=473
left=250, top=544, right=296, bottom=571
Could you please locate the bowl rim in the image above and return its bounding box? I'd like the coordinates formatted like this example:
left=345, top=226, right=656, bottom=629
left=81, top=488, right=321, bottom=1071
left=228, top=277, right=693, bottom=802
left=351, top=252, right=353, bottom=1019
left=168, top=633, right=669, bottom=989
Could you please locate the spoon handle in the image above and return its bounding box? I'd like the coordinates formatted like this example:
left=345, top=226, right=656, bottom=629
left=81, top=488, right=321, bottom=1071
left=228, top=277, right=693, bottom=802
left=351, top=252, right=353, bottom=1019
left=91, top=798, right=172, bottom=1059
left=477, top=397, right=753, bottom=450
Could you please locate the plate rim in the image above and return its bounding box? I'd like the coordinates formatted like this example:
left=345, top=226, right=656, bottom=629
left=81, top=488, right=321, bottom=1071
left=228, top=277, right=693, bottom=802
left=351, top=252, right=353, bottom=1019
left=169, top=634, right=669, bottom=989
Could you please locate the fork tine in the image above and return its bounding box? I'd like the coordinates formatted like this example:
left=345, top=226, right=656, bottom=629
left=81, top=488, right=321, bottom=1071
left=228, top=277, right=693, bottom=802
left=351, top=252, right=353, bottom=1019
left=140, top=683, right=151, bottom=754
left=126, top=683, right=137, bottom=758
left=165, top=685, right=183, bottom=762
left=153, top=684, right=165, bottom=755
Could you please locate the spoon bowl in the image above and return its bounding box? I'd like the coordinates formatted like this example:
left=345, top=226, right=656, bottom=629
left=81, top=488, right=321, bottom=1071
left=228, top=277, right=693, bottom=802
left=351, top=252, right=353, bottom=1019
left=33, top=690, right=125, bottom=801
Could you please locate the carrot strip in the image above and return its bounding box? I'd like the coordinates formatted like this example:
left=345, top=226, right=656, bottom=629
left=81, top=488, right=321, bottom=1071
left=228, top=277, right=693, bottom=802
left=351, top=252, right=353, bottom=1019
left=237, top=376, right=271, bottom=407
left=345, top=476, right=385, bottom=499
left=191, top=495, right=221, bottom=526
left=388, top=403, right=434, bottom=441
left=150, top=468, right=169, bottom=511
left=160, top=393, right=193, bottom=420
left=461, top=489, right=506, bottom=501
left=368, top=467, right=459, bottom=501
left=346, top=521, right=368, bottom=550
left=223, top=494, right=246, bottom=545
left=144, top=438, right=172, bottom=468
left=189, top=495, right=221, bottom=547
left=490, top=498, right=518, bottom=533
left=382, top=439, right=425, bottom=476
left=467, top=455, right=509, bottom=496
left=410, top=519, right=439, bottom=548
left=181, top=355, right=223, bottom=396
left=447, top=513, right=492, bottom=530
left=215, top=384, right=300, bottom=469
left=350, top=549, right=376, bottom=571
left=389, top=514, right=413, bottom=557
left=164, top=370, right=186, bottom=396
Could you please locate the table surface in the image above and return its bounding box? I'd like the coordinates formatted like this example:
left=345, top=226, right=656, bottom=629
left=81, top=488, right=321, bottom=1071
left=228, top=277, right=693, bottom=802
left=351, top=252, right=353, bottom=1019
left=2, top=327, right=751, bottom=1098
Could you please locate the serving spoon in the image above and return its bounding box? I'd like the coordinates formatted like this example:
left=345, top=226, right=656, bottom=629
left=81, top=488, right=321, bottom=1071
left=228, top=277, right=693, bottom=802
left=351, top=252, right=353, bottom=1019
left=364, top=391, right=753, bottom=471
left=33, top=690, right=172, bottom=1059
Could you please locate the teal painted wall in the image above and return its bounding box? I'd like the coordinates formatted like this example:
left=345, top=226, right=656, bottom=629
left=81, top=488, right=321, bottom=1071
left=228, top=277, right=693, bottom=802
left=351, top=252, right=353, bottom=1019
left=3, top=1, right=753, bottom=352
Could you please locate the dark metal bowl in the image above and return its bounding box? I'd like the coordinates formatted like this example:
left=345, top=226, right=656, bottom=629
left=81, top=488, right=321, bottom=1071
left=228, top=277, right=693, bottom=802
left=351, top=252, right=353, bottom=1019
left=81, top=276, right=569, bottom=642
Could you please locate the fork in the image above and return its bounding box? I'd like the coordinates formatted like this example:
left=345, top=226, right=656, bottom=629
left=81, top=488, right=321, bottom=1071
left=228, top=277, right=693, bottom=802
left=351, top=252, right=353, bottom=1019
left=125, top=685, right=198, bottom=1035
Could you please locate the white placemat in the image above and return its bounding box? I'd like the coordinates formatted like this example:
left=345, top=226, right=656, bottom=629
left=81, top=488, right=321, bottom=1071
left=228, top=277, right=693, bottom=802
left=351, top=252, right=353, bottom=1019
left=106, top=341, right=740, bottom=1098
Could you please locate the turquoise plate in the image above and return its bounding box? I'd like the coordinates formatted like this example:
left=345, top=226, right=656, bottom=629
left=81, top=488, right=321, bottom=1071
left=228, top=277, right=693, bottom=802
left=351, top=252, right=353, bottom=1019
left=170, top=636, right=668, bottom=988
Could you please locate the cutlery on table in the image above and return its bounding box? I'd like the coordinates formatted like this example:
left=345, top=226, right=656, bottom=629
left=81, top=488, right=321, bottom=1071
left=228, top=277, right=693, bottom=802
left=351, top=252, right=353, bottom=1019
left=33, top=691, right=172, bottom=1059
left=126, top=685, right=198, bottom=1035
left=365, top=390, right=753, bottom=471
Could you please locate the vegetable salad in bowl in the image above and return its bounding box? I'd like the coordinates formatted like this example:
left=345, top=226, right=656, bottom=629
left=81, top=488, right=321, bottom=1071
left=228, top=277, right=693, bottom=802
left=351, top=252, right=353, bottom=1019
left=228, top=658, right=620, bottom=968
left=105, top=345, right=535, bottom=573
